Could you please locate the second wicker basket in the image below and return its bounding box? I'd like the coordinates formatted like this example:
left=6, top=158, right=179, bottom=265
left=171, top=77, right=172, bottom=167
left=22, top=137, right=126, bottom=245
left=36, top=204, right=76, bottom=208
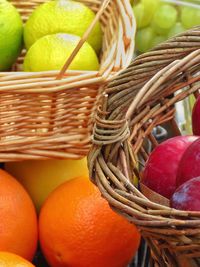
left=89, top=27, right=200, bottom=267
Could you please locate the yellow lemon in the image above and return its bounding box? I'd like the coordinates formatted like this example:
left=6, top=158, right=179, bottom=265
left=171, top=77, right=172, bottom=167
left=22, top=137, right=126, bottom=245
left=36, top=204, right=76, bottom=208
left=23, top=33, right=99, bottom=71
left=24, top=0, right=103, bottom=54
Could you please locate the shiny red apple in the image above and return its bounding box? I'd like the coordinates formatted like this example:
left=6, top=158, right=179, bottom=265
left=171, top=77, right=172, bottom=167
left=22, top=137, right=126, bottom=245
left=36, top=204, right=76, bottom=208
left=142, top=135, right=199, bottom=199
left=171, top=177, right=200, bottom=211
left=192, top=95, right=200, bottom=135
left=176, top=137, right=200, bottom=187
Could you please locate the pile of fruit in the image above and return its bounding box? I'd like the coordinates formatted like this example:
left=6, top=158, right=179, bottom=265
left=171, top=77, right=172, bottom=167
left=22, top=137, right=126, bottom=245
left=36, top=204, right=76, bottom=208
left=0, top=0, right=142, bottom=266
left=133, top=0, right=200, bottom=53
left=1, top=0, right=200, bottom=266
left=0, top=0, right=103, bottom=72
left=4, top=0, right=200, bottom=70
left=0, top=158, right=141, bottom=267
left=142, top=95, right=200, bottom=212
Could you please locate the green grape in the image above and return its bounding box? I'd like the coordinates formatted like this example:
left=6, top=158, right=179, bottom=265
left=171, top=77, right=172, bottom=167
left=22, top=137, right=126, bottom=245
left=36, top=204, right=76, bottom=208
left=181, top=6, right=200, bottom=29
left=141, top=0, right=160, bottom=12
left=168, top=22, right=185, bottom=38
left=133, top=3, right=148, bottom=29
left=151, top=35, right=166, bottom=48
left=136, top=27, right=155, bottom=53
left=133, top=0, right=160, bottom=29
left=152, top=4, right=178, bottom=35
left=141, top=0, right=161, bottom=15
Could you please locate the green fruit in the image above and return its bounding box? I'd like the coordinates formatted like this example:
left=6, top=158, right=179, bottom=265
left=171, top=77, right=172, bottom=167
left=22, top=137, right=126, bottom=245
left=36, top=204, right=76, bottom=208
left=0, top=0, right=23, bottom=71
left=133, top=3, right=149, bottom=29
left=133, top=0, right=160, bottom=29
left=168, top=22, right=185, bottom=38
left=136, top=27, right=155, bottom=53
left=151, top=35, right=166, bottom=48
left=141, top=0, right=160, bottom=11
left=181, top=6, right=200, bottom=29
left=152, top=4, right=178, bottom=35
left=23, top=33, right=99, bottom=72
left=24, top=0, right=102, bottom=54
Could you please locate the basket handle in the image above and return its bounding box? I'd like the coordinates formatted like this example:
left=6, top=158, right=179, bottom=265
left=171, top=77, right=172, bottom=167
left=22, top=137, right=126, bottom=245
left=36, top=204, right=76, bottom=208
left=102, top=27, right=200, bottom=123
left=88, top=27, right=200, bottom=173
left=56, top=0, right=111, bottom=80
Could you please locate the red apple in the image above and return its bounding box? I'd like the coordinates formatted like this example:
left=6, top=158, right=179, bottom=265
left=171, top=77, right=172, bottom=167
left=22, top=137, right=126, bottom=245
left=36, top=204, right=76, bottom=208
left=192, top=95, right=200, bottom=135
left=176, top=137, right=200, bottom=187
left=171, top=177, right=200, bottom=211
left=142, top=135, right=199, bottom=199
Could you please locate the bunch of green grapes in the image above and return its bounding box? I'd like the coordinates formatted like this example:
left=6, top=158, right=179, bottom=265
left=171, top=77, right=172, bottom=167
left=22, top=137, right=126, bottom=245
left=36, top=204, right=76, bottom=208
left=133, top=0, right=200, bottom=53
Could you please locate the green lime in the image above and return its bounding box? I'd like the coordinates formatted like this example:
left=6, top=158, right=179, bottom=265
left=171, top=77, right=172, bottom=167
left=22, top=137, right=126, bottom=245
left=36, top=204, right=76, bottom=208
left=23, top=33, right=100, bottom=72
left=24, top=0, right=102, bottom=54
left=0, top=0, right=23, bottom=71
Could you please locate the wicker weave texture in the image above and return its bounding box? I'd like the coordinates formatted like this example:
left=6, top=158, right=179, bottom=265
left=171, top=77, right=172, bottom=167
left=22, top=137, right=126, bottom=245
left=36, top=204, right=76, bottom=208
left=0, top=0, right=135, bottom=161
left=89, top=27, right=200, bottom=267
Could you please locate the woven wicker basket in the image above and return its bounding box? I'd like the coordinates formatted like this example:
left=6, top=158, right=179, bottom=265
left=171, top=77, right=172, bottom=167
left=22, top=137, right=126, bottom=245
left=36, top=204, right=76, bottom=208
left=0, top=0, right=135, bottom=162
left=89, top=27, right=200, bottom=267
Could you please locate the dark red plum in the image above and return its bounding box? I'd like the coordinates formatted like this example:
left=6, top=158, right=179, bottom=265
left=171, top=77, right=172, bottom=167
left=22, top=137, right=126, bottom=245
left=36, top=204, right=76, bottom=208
left=171, top=177, right=200, bottom=211
left=177, top=137, right=200, bottom=187
left=142, top=136, right=199, bottom=199
left=192, top=95, right=200, bottom=135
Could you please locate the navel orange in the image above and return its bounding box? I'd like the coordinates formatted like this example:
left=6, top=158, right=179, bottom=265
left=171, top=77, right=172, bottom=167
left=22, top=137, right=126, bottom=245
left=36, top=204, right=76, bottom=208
left=39, top=176, right=140, bottom=267
left=0, top=169, right=38, bottom=261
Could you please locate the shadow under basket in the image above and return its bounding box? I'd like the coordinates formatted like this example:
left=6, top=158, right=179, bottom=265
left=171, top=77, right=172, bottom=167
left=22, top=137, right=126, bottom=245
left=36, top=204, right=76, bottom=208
left=0, top=0, right=135, bottom=162
left=89, top=27, right=200, bottom=267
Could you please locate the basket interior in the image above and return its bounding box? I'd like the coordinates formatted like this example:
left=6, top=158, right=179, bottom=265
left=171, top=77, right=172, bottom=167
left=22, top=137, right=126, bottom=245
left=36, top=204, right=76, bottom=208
left=11, top=0, right=135, bottom=73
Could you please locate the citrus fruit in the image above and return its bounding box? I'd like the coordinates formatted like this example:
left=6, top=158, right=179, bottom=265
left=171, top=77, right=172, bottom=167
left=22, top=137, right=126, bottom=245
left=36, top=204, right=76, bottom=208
left=0, top=0, right=23, bottom=70
left=0, top=169, right=38, bottom=261
left=5, top=157, right=89, bottom=212
left=0, top=251, right=35, bottom=267
left=24, top=0, right=102, bottom=53
left=23, top=33, right=99, bottom=71
left=39, top=176, right=141, bottom=267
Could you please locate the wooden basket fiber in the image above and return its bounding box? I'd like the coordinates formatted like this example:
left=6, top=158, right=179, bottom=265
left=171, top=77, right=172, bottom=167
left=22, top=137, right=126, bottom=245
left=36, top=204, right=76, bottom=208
left=88, top=27, right=200, bottom=267
left=0, top=0, right=135, bottom=162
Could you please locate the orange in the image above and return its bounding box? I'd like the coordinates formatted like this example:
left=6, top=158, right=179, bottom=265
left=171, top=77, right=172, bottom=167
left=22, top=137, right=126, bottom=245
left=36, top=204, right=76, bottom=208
left=0, top=169, right=38, bottom=261
left=39, top=176, right=141, bottom=267
left=0, top=251, right=35, bottom=267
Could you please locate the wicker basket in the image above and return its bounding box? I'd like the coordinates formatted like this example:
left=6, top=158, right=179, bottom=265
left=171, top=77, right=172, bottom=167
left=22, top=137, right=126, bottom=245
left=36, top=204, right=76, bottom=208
left=89, top=27, right=200, bottom=267
left=0, top=0, right=135, bottom=162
